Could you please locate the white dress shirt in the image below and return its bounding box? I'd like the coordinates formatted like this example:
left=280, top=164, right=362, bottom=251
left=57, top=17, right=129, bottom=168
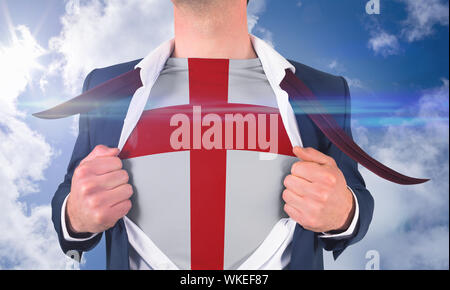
left=61, top=35, right=360, bottom=270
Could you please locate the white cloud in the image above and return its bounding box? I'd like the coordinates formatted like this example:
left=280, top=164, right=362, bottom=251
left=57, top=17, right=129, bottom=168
left=368, top=31, right=400, bottom=57
left=366, top=0, right=448, bottom=56
left=0, top=26, right=66, bottom=269
left=247, top=0, right=267, bottom=32
left=325, top=60, right=366, bottom=91
left=49, top=0, right=174, bottom=93
left=345, top=77, right=366, bottom=90
left=253, top=26, right=274, bottom=47
left=401, top=0, right=449, bottom=42
left=328, top=60, right=339, bottom=70
left=325, top=79, right=449, bottom=269
left=247, top=0, right=274, bottom=46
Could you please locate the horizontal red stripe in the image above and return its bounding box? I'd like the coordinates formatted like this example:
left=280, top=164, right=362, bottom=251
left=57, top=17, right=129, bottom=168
left=119, top=104, right=295, bottom=160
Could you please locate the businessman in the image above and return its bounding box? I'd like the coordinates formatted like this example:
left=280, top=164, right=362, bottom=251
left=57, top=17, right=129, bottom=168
left=50, top=0, right=375, bottom=270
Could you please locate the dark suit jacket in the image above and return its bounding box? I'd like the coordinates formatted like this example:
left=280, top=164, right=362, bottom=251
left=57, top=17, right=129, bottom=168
left=51, top=58, right=374, bottom=270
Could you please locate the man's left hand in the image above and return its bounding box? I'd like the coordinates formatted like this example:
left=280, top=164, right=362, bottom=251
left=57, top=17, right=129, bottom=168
left=282, top=147, right=355, bottom=233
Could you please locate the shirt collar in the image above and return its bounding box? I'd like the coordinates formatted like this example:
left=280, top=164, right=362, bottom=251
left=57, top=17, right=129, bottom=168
left=135, top=38, right=175, bottom=88
left=134, top=34, right=295, bottom=89
left=250, top=34, right=296, bottom=84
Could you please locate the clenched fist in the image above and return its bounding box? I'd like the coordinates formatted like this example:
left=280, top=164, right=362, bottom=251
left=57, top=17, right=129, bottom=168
left=282, top=147, right=355, bottom=233
left=66, top=145, right=133, bottom=235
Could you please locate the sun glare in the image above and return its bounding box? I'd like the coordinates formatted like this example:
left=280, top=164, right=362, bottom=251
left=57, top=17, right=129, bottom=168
left=0, top=25, right=45, bottom=81
left=0, top=25, right=46, bottom=105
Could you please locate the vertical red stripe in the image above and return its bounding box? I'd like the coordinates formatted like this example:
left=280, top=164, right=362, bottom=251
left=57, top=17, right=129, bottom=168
left=189, top=59, right=229, bottom=270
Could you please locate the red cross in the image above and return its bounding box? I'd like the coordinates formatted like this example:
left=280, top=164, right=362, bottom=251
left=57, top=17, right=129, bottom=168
left=120, top=59, right=294, bottom=270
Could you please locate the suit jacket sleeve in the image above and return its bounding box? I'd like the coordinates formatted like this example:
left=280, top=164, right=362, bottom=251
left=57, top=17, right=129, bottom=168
left=51, top=69, right=103, bottom=258
left=319, top=77, right=375, bottom=259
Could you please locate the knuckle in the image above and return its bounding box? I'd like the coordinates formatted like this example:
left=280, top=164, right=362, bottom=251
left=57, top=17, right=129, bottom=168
left=328, top=157, right=337, bottom=166
left=284, top=204, right=299, bottom=221
left=320, top=192, right=330, bottom=203
left=126, top=184, right=134, bottom=196
left=318, top=187, right=329, bottom=198
left=316, top=202, right=325, bottom=213
left=303, top=162, right=313, bottom=171
left=283, top=204, right=291, bottom=215
left=87, top=196, right=100, bottom=209
left=79, top=182, right=93, bottom=195
left=294, top=213, right=302, bottom=223
left=291, top=210, right=301, bottom=223
left=326, top=174, right=337, bottom=185
left=86, top=196, right=94, bottom=209
left=75, top=165, right=88, bottom=179
left=114, top=158, right=123, bottom=169
left=291, top=161, right=302, bottom=175
left=93, top=210, right=106, bottom=225
left=123, top=200, right=132, bottom=214
left=316, top=186, right=329, bottom=202
left=283, top=175, right=290, bottom=188
left=120, top=170, right=129, bottom=182
left=94, top=144, right=107, bottom=152
left=282, top=190, right=290, bottom=203
left=305, top=147, right=315, bottom=155
left=288, top=174, right=296, bottom=183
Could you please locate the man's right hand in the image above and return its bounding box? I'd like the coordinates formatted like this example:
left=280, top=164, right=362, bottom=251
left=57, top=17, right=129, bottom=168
left=66, top=145, right=133, bottom=235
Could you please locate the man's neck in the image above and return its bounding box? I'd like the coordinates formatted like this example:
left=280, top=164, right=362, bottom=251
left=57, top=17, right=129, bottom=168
left=171, top=1, right=257, bottom=59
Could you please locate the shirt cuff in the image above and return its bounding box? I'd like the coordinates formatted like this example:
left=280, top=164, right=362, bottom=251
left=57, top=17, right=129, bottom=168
left=319, top=186, right=359, bottom=240
left=61, top=194, right=99, bottom=242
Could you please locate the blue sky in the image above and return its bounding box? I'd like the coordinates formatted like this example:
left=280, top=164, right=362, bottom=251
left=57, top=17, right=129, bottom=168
left=0, top=0, right=448, bottom=270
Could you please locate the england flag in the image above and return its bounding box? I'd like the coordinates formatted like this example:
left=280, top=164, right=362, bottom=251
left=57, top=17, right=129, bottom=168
left=120, top=58, right=297, bottom=270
